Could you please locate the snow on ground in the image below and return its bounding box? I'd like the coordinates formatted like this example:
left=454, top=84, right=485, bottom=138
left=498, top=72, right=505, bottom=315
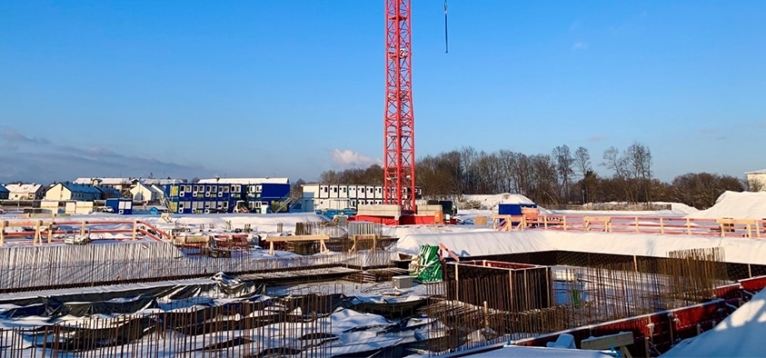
left=460, top=194, right=535, bottom=210
left=689, top=191, right=766, bottom=220
left=383, top=225, right=494, bottom=240
left=393, top=229, right=766, bottom=265
left=662, top=287, right=766, bottom=357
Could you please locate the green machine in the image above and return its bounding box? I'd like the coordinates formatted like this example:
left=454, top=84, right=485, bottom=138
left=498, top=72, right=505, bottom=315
left=412, top=245, right=443, bottom=282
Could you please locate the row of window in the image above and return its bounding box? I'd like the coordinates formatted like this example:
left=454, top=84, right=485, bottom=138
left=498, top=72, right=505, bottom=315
left=321, top=186, right=422, bottom=194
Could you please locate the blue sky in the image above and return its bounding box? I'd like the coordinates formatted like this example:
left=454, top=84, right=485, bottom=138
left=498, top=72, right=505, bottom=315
left=1, top=1, right=765, bottom=184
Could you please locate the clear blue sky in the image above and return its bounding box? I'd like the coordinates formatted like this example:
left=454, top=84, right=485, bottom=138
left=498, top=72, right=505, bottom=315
left=1, top=1, right=765, bottom=184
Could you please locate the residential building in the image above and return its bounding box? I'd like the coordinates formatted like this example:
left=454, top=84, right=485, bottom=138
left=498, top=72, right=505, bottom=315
left=198, top=177, right=289, bottom=185
left=96, top=186, right=122, bottom=199
left=45, top=183, right=103, bottom=201
left=4, top=183, right=45, bottom=200
left=746, top=170, right=766, bottom=192
left=0, top=184, right=9, bottom=200
left=73, top=177, right=135, bottom=191
left=301, top=183, right=422, bottom=211
left=142, top=178, right=187, bottom=186
left=130, top=182, right=164, bottom=202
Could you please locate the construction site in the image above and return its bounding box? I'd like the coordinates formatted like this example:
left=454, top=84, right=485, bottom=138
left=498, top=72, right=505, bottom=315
left=1, top=0, right=765, bottom=357
left=0, top=193, right=765, bottom=357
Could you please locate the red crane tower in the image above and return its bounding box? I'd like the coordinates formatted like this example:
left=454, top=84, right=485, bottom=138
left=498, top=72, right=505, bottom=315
left=383, top=0, right=416, bottom=212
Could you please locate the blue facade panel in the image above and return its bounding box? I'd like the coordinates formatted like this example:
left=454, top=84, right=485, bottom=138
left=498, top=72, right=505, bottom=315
left=106, top=198, right=133, bottom=215
left=498, top=203, right=538, bottom=216
left=261, top=183, right=290, bottom=199
left=0, top=184, right=9, bottom=200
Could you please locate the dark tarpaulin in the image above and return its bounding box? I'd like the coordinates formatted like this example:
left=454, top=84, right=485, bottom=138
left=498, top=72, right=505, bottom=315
left=0, top=278, right=265, bottom=320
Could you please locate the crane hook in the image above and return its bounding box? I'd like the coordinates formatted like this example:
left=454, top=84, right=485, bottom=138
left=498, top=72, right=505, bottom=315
left=444, top=0, right=449, bottom=54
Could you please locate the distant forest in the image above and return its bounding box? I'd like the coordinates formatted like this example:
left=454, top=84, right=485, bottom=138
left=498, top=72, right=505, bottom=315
left=302, top=142, right=753, bottom=210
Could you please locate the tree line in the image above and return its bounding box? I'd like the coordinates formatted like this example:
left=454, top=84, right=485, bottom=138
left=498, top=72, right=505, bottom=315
left=314, top=142, right=751, bottom=209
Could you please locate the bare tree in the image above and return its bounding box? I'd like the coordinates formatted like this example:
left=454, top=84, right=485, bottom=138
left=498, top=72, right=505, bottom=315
left=552, top=145, right=574, bottom=203
left=601, top=146, right=628, bottom=179
left=574, top=146, right=591, bottom=178
left=625, top=141, right=653, bottom=201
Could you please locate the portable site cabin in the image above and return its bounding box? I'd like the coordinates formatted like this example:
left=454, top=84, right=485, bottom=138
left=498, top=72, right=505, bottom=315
left=106, top=198, right=133, bottom=215
left=498, top=202, right=539, bottom=227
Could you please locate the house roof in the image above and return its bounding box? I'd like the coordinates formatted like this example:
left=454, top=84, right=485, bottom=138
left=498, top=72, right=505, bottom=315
left=74, top=177, right=134, bottom=185
left=131, top=182, right=163, bottom=193
left=746, top=169, right=766, bottom=175
left=142, top=178, right=186, bottom=185
left=4, top=184, right=43, bottom=193
left=0, top=184, right=8, bottom=193
left=198, top=177, right=290, bottom=185
left=96, top=186, right=121, bottom=196
left=61, top=183, right=103, bottom=194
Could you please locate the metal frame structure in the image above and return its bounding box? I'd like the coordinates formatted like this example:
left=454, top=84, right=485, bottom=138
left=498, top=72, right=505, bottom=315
left=383, top=0, right=416, bottom=212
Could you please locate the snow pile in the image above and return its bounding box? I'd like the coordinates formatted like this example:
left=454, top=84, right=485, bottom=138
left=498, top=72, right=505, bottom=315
left=662, top=288, right=766, bottom=357
left=690, top=191, right=766, bottom=220
left=141, top=213, right=328, bottom=233
left=383, top=225, right=494, bottom=240
left=655, top=202, right=699, bottom=215
left=394, top=231, right=555, bottom=257
left=460, top=194, right=536, bottom=210
left=453, top=209, right=496, bottom=225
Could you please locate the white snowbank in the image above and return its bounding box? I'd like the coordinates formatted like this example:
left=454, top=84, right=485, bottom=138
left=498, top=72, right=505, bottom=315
left=655, top=202, right=699, bottom=215
left=662, top=288, right=766, bottom=357
left=690, top=191, right=766, bottom=220
left=393, top=229, right=766, bottom=265
left=395, top=231, right=555, bottom=257
left=460, top=194, right=536, bottom=210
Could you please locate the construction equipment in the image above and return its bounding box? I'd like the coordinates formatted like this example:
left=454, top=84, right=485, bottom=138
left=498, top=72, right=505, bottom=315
left=64, top=229, right=92, bottom=245
left=383, top=0, right=417, bottom=213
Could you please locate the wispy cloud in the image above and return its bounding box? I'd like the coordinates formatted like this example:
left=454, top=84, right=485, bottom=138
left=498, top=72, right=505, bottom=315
left=572, top=41, right=588, bottom=50
left=330, top=149, right=381, bottom=169
left=0, top=127, right=207, bottom=183
left=569, top=20, right=581, bottom=31
left=610, top=11, right=648, bottom=32
left=588, top=135, right=607, bottom=142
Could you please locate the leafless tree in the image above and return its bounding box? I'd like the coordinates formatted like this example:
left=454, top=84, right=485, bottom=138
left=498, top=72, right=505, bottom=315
left=552, top=145, right=574, bottom=203
left=574, top=146, right=591, bottom=178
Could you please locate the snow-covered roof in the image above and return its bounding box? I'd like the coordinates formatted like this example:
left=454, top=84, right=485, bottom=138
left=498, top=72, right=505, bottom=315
left=142, top=178, right=186, bottom=185
left=60, top=183, right=102, bottom=194
left=3, top=183, right=43, bottom=193
left=745, top=169, right=766, bottom=174
left=198, top=178, right=290, bottom=185
left=73, top=177, right=134, bottom=185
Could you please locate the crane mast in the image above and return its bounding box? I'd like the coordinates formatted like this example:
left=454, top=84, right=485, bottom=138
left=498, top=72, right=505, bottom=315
left=383, top=0, right=416, bottom=212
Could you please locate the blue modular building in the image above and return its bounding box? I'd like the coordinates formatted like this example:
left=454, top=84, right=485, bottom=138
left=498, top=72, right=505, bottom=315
left=498, top=202, right=539, bottom=227
left=0, top=184, right=8, bottom=200
left=106, top=198, right=133, bottom=215
left=163, top=179, right=292, bottom=214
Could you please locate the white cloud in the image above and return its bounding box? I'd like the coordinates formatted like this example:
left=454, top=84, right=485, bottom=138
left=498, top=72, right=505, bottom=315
left=572, top=41, right=589, bottom=50
left=330, top=149, right=381, bottom=168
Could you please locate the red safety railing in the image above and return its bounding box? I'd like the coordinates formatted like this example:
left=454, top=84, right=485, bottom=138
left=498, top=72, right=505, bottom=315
left=491, top=214, right=766, bottom=239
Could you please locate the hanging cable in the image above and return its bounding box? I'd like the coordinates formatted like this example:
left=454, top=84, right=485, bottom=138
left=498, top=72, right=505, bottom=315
left=444, top=0, right=449, bottom=54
